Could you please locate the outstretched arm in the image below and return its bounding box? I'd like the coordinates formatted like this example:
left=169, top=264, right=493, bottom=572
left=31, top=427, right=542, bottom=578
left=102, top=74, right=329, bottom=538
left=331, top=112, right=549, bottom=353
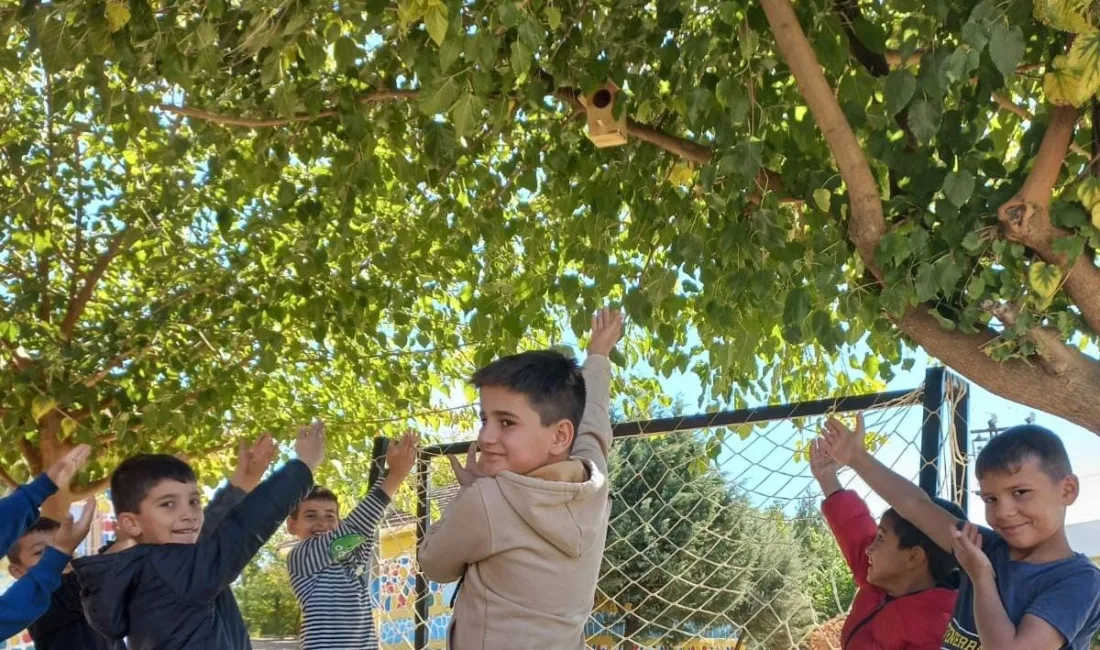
left=822, top=415, right=960, bottom=552
left=571, top=308, right=621, bottom=475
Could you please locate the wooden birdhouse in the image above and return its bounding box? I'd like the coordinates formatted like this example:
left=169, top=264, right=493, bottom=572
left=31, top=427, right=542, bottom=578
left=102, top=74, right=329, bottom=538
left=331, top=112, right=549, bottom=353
left=579, top=82, right=628, bottom=148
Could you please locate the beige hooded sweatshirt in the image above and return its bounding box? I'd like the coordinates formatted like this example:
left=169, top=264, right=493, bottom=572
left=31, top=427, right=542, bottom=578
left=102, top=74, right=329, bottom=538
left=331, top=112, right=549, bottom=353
left=418, top=354, right=612, bottom=650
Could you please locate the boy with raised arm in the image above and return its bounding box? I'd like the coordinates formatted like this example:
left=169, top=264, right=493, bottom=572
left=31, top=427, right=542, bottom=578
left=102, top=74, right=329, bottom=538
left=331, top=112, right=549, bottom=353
left=820, top=416, right=1100, bottom=650
left=73, top=424, right=325, bottom=650
left=0, top=445, right=96, bottom=638
left=286, top=431, right=418, bottom=650
left=419, top=308, right=621, bottom=649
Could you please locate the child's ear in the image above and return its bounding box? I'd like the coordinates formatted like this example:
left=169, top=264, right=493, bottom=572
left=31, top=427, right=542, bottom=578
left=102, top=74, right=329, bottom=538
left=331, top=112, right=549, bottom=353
left=1061, top=473, right=1081, bottom=505
left=908, top=545, right=928, bottom=570
left=286, top=517, right=298, bottom=536
left=117, top=512, right=143, bottom=540
left=550, top=420, right=575, bottom=456
left=8, top=564, right=24, bottom=580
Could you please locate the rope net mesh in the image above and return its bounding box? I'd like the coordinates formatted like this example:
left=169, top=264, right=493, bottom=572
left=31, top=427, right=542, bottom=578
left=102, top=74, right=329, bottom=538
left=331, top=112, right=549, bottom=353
left=371, top=377, right=967, bottom=650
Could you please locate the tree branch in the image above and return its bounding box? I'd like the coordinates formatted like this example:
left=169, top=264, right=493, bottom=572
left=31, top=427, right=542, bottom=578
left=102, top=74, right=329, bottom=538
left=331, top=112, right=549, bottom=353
left=60, top=229, right=128, bottom=339
left=157, top=89, right=420, bottom=127
left=0, top=466, right=18, bottom=489
left=991, top=93, right=1089, bottom=157
left=71, top=476, right=110, bottom=499
left=997, top=106, right=1100, bottom=334
left=160, top=86, right=800, bottom=204
left=20, top=438, right=42, bottom=475
left=760, top=0, right=1100, bottom=434
left=760, top=0, right=884, bottom=273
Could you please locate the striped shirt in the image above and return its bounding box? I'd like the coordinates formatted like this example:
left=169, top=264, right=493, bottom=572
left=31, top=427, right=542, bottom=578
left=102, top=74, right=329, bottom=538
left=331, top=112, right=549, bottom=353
left=288, top=485, right=391, bottom=650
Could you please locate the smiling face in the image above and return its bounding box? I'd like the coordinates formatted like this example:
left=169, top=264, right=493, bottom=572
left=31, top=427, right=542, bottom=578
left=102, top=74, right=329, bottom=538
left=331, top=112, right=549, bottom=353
left=978, top=456, right=1078, bottom=555
left=117, top=480, right=204, bottom=545
left=476, top=385, right=574, bottom=477
left=288, top=498, right=340, bottom=541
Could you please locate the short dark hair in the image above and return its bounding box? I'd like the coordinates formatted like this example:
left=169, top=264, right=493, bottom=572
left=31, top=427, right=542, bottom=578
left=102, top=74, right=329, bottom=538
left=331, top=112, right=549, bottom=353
left=7, top=517, right=61, bottom=565
left=881, top=498, right=966, bottom=586
left=975, top=424, right=1071, bottom=480
left=111, top=454, right=197, bottom=515
left=471, top=350, right=586, bottom=431
left=290, top=486, right=340, bottom=519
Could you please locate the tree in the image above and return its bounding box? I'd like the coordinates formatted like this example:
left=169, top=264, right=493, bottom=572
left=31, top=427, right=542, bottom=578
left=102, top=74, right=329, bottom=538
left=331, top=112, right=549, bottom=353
left=599, top=435, right=816, bottom=648
left=793, top=500, right=856, bottom=622
left=234, top=533, right=300, bottom=639
left=3, top=0, right=1100, bottom=507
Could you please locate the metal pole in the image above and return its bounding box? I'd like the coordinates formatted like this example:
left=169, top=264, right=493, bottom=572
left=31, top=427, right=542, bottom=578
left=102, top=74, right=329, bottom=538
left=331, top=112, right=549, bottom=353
left=414, top=452, right=430, bottom=650
left=920, top=367, right=946, bottom=498
left=951, top=375, right=971, bottom=514
left=367, top=436, right=388, bottom=488
left=420, top=387, right=920, bottom=458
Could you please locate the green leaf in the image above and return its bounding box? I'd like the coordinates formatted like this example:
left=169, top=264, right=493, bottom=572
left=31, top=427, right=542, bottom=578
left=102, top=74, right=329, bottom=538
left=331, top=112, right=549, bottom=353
left=32, top=396, right=57, bottom=423
left=197, top=22, right=217, bottom=48
left=783, top=287, right=812, bottom=331
left=451, top=91, right=484, bottom=137
left=440, top=35, right=464, bottom=71
left=546, top=5, right=562, bottom=30
left=105, top=0, right=131, bottom=32
left=511, top=40, right=531, bottom=77
left=943, top=170, right=975, bottom=207
left=1028, top=261, right=1063, bottom=297
left=988, top=24, right=1025, bottom=78
left=1078, top=177, right=1100, bottom=211
left=812, top=188, right=831, bottom=212
left=421, top=77, right=460, bottom=115
left=334, top=37, right=361, bottom=69
left=1053, top=235, right=1085, bottom=263
left=850, top=17, right=887, bottom=54
left=907, top=99, right=941, bottom=143
left=884, top=69, right=916, bottom=116
left=425, top=2, right=449, bottom=46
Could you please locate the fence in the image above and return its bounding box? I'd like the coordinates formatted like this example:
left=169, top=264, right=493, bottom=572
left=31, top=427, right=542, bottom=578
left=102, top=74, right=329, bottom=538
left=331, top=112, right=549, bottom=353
left=367, top=367, right=971, bottom=650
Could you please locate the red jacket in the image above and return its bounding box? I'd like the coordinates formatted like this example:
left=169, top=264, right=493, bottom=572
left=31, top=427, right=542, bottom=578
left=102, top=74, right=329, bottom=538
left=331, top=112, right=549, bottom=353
left=821, top=490, right=957, bottom=650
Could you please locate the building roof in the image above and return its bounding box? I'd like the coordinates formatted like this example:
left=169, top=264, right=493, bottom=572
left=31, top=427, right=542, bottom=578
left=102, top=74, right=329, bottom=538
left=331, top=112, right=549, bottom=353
left=1066, top=520, right=1100, bottom=560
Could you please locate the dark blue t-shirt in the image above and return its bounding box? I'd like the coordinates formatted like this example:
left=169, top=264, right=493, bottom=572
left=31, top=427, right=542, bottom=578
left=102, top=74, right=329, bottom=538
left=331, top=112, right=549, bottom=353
left=942, top=527, right=1100, bottom=650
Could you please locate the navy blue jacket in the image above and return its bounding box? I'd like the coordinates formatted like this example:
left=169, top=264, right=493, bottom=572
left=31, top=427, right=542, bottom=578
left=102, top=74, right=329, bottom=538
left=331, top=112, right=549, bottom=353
left=0, top=473, right=68, bottom=638
left=31, top=482, right=247, bottom=650
left=72, top=460, right=313, bottom=650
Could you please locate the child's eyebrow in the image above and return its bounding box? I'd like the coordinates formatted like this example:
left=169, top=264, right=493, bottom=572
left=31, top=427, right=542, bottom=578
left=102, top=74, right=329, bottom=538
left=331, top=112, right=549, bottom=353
left=488, top=409, right=521, bottom=419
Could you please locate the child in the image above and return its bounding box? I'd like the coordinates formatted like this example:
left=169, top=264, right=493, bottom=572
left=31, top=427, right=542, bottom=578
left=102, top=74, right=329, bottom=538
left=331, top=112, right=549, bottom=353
left=12, top=435, right=276, bottom=650
left=286, top=431, right=418, bottom=650
left=72, top=424, right=325, bottom=650
left=810, top=438, right=964, bottom=649
left=418, top=308, right=621, bottom=649
left=821, top=416, right=1100, bottom=650
left=0, top=444, right=96, bottom=637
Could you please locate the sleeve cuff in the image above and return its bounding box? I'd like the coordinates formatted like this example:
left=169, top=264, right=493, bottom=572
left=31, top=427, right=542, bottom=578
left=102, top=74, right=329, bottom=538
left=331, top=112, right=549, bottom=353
left=285, top=459, right=315, bottom=486
left=38, top=545, right=73, bottom=572
left=369, top=484, right=393, bottom=506
left=27, top=473, right=60, bottom=505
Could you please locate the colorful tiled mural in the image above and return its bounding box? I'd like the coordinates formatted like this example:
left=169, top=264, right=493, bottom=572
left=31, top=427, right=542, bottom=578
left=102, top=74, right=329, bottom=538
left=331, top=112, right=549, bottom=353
left=371, top=553, right=456, bottom=648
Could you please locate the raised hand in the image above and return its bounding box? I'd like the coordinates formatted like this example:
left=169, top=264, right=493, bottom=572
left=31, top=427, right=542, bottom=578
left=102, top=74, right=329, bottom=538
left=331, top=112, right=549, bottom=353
left=381, top=431, right=420, bottom=496
left=821, top=413, right=869, bottom=466
left=588, top=308, right=624, bottom=357
left=230, top=433, right=278, bottom=492
left=952, top=521, right=993, bottom=579
left=809, top=438, right=843, bottom=497
left=51, top=497, right=97, bottom=556
left=46, top=444, right=92, bottom=488
left=295, top=421, right=326, bottom=472
left=448, top=442, right=486, bottom=488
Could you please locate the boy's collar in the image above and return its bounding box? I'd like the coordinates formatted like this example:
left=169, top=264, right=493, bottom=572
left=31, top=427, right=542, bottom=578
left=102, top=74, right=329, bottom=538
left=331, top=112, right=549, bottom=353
left=526, top=459, right=590, bottom=483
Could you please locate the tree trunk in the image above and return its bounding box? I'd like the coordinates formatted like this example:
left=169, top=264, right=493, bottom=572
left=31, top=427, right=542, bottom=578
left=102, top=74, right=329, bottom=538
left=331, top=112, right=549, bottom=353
left=623, top=612, right=642, bottom=650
